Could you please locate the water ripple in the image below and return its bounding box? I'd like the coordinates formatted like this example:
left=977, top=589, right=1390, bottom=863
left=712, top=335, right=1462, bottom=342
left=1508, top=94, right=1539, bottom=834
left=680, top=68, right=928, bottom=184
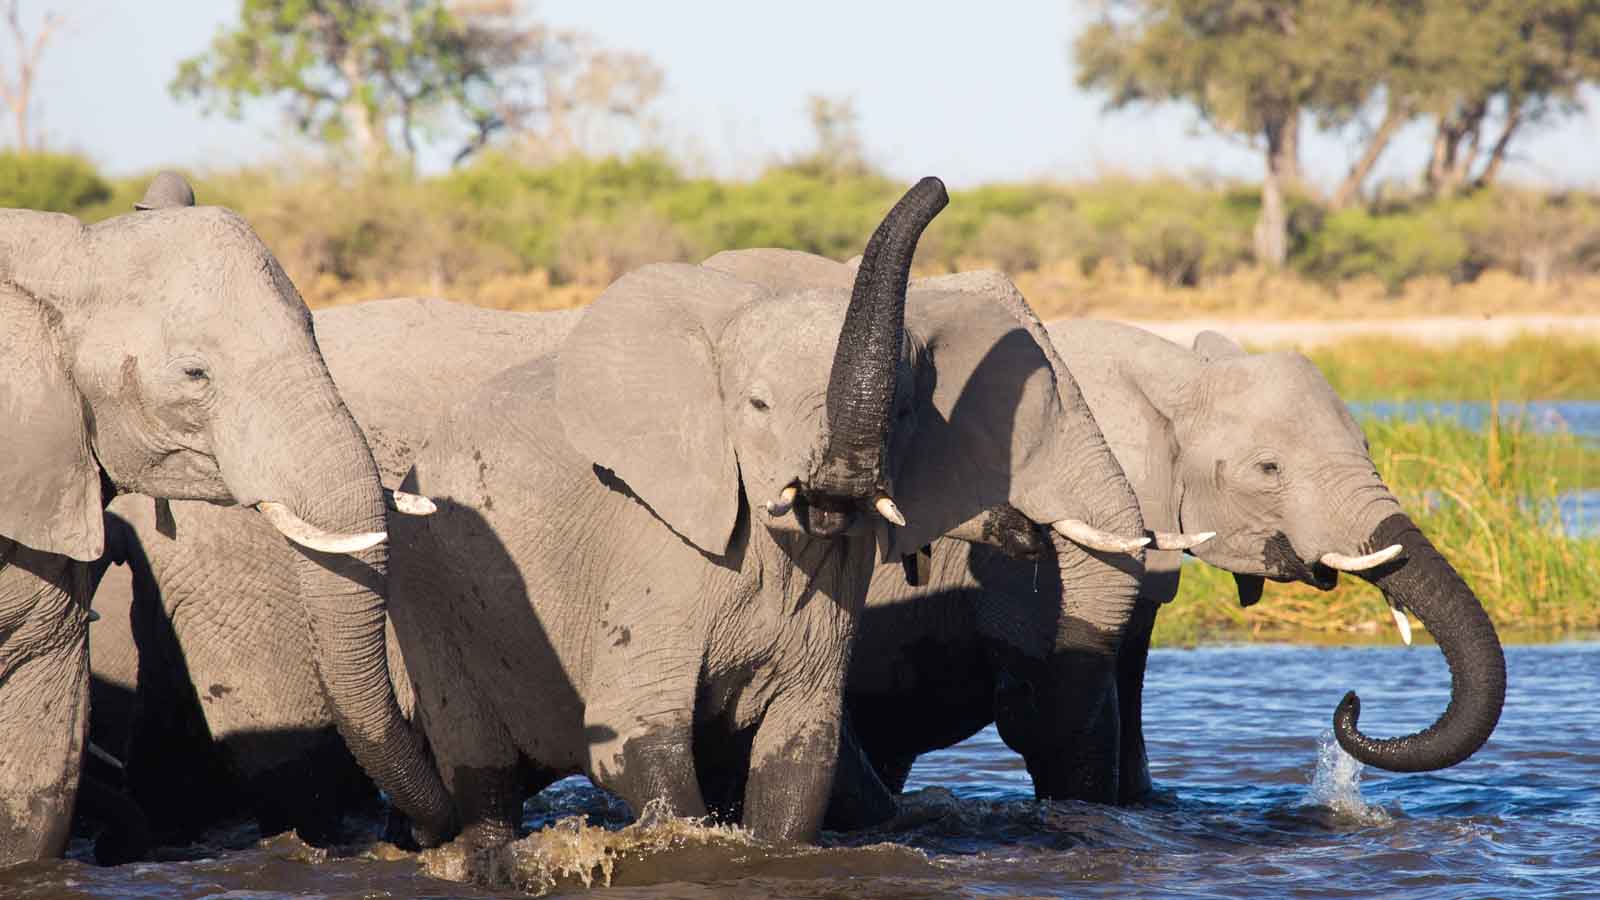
left=6, top=643, right=1595, bottom=898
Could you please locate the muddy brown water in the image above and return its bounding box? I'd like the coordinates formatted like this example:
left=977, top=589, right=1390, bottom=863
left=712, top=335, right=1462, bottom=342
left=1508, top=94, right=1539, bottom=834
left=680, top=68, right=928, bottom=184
left=4, top=642, right=1595, bottom=898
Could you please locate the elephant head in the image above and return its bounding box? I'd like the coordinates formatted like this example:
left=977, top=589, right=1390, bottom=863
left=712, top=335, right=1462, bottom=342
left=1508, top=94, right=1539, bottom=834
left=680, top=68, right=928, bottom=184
left=700, top=255, right=1155, bottom=804
left=0, top=175, right=451, bottom=851
left=558, top=178, right=951, bottom=558
left=1164, top=329, right=1504, bottom=772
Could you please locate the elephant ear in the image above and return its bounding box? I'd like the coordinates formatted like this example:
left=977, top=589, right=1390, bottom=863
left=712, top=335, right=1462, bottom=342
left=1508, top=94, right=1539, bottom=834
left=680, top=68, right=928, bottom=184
left=888, top=271, right=1079, bottom=557
left=701, top=248, right=856, bottom=291
left=0, top=283, right=104, bottom=561
left=557, top=263, right=767, bottom=556
left=1193, top=329, right=1247, bottom=361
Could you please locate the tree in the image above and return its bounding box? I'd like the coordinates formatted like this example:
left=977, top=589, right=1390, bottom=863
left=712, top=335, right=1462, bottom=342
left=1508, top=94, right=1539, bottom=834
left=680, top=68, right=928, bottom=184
left=172, top=0, right=661, bottom=167
left=1316, top=1, right=1600, bottom=205
left=782, top=94, right=873, bottom=180
left=1076, top=0, right=1327, bottom=267
left=0, top=1, right=64, bottom=152
left=1413, top=1, right=1600, bottom=197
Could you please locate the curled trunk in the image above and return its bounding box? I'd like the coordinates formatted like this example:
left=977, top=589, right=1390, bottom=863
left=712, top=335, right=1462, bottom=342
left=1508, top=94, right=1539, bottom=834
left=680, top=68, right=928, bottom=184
left=1334, top=513, right=1506, bottom=771
left=814, top=177, right=947, bottom=498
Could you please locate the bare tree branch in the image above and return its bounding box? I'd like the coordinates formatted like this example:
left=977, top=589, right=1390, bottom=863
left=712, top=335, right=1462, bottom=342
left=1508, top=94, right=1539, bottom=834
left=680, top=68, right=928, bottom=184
left=0, top=0, right=64, bottom=151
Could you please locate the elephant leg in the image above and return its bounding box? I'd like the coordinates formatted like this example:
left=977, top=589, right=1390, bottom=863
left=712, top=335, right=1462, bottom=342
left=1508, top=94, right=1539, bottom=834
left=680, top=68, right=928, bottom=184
left=822, top=715, right=897, bottom=832
left=124, top=562, right=235, bottom=841
left=0, top=553, right=91, bottom=865
left=742, top=687, right=843, bottom=844
left=585, top=701, right=704, bottom=824
left=75, top=773, right=151, bottom=866
left=1117, top=575, right=1177, bottom=805
left=874, top=752, right=917, bottom=795
left=410, top=658, right=523, bottom=851
left=583, top=618, right=707, bottom=824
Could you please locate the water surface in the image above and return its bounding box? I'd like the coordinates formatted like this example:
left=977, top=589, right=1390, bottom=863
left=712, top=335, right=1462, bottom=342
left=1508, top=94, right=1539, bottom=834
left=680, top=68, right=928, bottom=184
left=7, top=643, right=1592, bottom=898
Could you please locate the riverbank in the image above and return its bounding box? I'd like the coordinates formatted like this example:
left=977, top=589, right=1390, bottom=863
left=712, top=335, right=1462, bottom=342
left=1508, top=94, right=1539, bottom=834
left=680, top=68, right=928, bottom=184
left=1113, top=314, right=1600, bottom=349
left=1066, top=323, right=1600, bottom=401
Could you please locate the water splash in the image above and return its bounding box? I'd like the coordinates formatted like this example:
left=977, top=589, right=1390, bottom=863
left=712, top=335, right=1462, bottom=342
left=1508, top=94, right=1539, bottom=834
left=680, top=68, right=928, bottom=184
left=485, top=798, right=754, bottom=894
left=1309, top=729, right=1392, bottom=826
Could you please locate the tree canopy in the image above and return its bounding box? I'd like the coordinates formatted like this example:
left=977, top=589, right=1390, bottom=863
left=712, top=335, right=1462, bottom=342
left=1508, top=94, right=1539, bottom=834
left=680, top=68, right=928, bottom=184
left=172, top=0, right=662, bottom=166
left=1075, top=0, right=1600, bottom=266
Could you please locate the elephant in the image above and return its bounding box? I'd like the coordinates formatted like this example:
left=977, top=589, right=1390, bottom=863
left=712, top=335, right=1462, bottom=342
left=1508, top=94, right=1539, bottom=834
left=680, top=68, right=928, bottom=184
left=86, top=246, right=1171, bottom=852
left=826, top=320, right=1507, bottom=821
left=383, top=177, right=1151, bottom=849
left=0, top=172, right=449, bottom=865
left=83, top=296, right=579, bottom=847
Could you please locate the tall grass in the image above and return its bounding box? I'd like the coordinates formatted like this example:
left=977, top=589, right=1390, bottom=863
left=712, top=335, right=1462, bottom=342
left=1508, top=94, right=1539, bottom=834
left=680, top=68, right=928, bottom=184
left=1153, top=408, right=1600, bottom=646
left=1305, top=336, right=1600, bottom=401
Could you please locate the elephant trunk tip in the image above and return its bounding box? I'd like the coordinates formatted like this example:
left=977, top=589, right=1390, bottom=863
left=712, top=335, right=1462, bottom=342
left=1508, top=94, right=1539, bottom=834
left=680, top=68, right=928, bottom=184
left=814, top=176, right=947, bottom=501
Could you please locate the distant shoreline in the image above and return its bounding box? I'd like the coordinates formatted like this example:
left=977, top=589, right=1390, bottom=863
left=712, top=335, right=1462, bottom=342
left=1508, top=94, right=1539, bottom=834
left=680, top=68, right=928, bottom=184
left=1091, top=315, right=1600, bottom=348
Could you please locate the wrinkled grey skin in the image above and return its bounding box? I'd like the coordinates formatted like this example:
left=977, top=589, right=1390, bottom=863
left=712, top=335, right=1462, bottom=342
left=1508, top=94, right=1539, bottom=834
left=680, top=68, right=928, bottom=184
left=830, top=321, right=1505, bottom=818
left=387, top=182, right=1144, bottom=848
left=0, top=198, right=444, bottom=865
left=84, top=299, right=578, bottom=848
left=88, top=263, right=1147, bottom=850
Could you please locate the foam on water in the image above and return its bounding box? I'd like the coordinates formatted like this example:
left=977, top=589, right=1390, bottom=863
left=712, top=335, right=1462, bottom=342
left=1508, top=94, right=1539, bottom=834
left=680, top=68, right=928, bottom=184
left=488, top=799, right=750, bottom=893
left=1308, top=730, right=1392, bottom=826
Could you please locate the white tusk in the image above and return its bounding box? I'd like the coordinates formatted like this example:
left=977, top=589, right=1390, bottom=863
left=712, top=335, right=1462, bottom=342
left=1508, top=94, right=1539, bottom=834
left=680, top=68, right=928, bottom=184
left=1391, top=607, right=1413, bottom=646
left=1320, top=544, right=1403, bottom=572
left=385, top=488, right=437, bottom=516
left=875, top=494, right=907, bottom=527
left=1151, top=530, right=1216, bottom=552
left=256, top=501, right=386, bottom=555
left=765, top=484, right=799, bottom=517
left=1052, top=519, right=1151, bottom=554
left=87, top=742, right=125, bottom=771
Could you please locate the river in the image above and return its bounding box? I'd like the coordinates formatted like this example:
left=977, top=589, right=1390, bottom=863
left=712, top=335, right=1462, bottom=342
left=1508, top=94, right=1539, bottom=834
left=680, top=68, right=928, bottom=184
left=5, top=642, right=1593, bottom=898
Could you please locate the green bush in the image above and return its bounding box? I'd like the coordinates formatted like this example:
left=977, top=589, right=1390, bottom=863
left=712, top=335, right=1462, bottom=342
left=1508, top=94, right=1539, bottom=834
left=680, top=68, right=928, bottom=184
left=49, top=152, right=1600, bottom=303
left=0, top=151, right=112, bottom=213
left=1293, top=201, right=1474, bottom=289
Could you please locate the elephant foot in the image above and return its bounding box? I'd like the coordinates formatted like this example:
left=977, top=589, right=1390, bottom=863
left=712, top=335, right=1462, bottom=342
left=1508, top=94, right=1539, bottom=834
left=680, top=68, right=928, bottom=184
left=77, top=775, right=152, bottom=866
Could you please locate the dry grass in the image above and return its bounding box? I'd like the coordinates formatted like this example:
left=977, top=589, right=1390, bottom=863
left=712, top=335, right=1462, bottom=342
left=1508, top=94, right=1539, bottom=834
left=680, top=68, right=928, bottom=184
left=1010, top=261, right=1600, bottom=321
left=299, top=257, right=1600, bottom=322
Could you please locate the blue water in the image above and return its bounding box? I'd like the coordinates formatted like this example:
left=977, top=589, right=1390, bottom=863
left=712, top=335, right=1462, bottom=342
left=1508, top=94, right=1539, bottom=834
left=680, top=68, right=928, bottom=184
left=11, top=643, right=1594, bottom=898
left=1351, top=400, right=1600, bottom=439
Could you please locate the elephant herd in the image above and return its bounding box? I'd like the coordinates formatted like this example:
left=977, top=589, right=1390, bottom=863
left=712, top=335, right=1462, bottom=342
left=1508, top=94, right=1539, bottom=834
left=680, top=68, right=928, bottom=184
left=0, top=173, right=1505, bottom=872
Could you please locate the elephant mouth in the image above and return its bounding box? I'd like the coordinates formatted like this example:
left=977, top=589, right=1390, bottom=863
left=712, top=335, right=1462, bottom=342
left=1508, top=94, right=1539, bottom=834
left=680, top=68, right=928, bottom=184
left=1304, top=563, right=1340, bottom=591
left=793, top=492, right=861, bottom=538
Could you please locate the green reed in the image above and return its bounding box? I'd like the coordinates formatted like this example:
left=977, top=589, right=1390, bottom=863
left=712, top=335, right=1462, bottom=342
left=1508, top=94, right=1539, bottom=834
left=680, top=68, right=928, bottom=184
left=1304, top=336, right=1600, bottom=402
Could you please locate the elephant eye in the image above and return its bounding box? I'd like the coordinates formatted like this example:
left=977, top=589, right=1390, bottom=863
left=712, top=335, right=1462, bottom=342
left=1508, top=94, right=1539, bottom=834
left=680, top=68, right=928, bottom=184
left=749, top=396, right=769, bottom=412
left=1257, top=460, right=1281, bottom=477
left=184, top=366, right=210, bottom=382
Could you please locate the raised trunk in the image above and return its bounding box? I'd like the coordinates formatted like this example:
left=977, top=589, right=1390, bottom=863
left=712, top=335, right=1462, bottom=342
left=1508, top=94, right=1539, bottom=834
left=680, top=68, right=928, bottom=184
left=813, top=177, right=947, bottom=499
left=1333, top=512, right=1506, bottom=771
left=216, top=361, right=455, bottom=842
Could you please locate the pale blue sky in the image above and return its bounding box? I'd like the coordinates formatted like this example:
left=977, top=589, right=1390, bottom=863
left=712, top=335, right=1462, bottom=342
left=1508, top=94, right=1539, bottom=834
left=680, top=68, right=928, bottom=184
left=28, top=0, right=1600, bottom=189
